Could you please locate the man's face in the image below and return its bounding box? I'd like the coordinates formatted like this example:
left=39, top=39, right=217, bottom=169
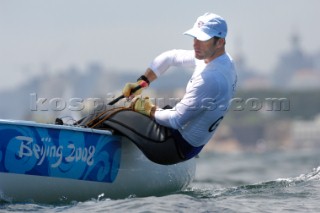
left=193, top=37, right=224, bottom=63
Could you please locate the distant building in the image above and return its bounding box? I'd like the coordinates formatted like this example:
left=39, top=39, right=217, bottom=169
left=233, top=40, right=271, bottom=90
left=273, top=32, right=314, bottom=89
left=288, top=69, right=320, bottom=90
left=240, top=75, right=272, bottom=90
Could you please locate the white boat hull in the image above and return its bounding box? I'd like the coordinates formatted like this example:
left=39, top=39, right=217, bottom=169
left=0, top=120, right=195, bottom=203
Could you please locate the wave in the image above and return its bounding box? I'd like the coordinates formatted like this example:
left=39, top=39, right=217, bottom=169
left=183, top=166, right=320, bottom=199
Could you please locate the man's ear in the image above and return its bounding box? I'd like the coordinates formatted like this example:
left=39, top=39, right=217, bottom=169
left=217, top=38, right=225, bottom=47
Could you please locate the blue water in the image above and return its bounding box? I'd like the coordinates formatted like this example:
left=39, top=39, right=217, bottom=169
left=1, top=149, right=320, bottom=212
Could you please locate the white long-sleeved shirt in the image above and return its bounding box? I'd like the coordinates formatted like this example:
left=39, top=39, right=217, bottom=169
left=151, top=49, right=237, bottom=147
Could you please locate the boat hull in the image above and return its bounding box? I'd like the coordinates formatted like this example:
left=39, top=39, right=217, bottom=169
left=0, top=120, right=195, bottom=203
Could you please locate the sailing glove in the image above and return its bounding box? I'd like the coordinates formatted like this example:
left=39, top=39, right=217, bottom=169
left=132, top=97, right=155, bottom=117
left=122, top=75, right=150, bottom=98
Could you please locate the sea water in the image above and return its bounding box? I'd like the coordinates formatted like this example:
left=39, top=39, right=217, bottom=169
left=1, top=149, right=320, bottom=212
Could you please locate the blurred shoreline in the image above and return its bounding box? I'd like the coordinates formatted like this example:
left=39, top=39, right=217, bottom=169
left=1, top=33, right=320, bottom=153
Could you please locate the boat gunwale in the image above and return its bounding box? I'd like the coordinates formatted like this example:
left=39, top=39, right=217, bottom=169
left=0, top=119, right=113, bottom=136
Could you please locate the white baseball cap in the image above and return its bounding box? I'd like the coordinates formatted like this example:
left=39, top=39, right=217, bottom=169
left=183, top=13, right=228, bottom=41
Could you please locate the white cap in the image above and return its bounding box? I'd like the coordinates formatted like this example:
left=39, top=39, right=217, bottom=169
left=183, top=13, right=228, bottom=41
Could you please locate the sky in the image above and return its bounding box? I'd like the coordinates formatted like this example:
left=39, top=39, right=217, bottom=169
left=0, top=0, right=319, bottom=90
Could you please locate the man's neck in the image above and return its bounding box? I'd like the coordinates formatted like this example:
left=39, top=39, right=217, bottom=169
left=205, top=48, right=225, bottom=64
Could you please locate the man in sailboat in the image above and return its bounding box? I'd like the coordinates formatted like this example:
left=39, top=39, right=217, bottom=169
left=122, top=12, right=237, bottom=163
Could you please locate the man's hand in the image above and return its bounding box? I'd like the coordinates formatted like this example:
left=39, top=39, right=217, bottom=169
left=122, top=80, right=148, bottom=98
left=132, top=97, right=155, bottom=117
